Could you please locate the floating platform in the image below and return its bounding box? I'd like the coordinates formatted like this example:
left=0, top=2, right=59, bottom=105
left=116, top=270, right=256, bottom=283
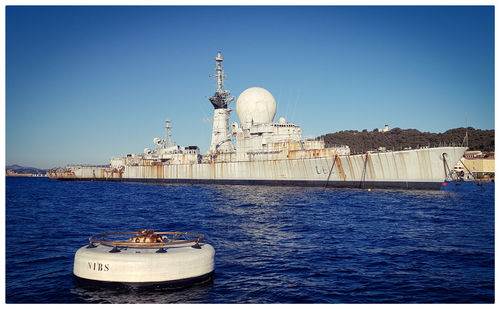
left=73, top=230, right=215, bottom=288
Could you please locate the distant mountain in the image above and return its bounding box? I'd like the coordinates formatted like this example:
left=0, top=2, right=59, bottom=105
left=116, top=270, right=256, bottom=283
left=320, top=127, right=494, bottom=154
left=6, top=165, right=47, bottom=175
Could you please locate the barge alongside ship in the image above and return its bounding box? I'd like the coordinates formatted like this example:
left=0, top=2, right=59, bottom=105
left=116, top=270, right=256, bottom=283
left=48, top=52, right=466, bottom=189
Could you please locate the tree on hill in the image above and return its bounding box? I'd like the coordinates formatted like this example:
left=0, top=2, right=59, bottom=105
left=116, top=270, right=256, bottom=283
left=320, top=127, right=494, bottom=154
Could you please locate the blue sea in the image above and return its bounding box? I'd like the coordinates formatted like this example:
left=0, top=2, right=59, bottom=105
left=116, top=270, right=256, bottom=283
left=5, top=177, right=495, bottom=303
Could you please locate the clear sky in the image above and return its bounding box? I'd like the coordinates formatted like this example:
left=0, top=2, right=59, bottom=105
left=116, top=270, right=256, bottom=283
left=5, top=6, right=494, bottom=169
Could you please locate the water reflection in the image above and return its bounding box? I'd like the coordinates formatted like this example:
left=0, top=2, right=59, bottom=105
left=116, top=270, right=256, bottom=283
left=208, top=185, right=312, bottom=244
left=71, top=280, right=214, bottom=303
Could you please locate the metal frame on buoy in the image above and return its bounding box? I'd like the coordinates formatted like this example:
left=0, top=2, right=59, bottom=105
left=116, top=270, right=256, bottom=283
left=87, top=230, right=205, bottom=253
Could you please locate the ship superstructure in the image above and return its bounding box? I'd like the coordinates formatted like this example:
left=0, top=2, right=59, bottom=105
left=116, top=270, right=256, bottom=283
left=110, top=119, right=200, bottom=167
left=207, top=51, right=235, bottom=155
left=48, top=52, right=466, bottom=189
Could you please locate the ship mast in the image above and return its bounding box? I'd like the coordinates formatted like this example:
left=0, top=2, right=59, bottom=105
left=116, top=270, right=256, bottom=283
left=207, top=51, right=235, bottom=154
left=209, top=51, right=234, bottom=109
left=165, top=119, right=172, bottom=147
left=215, top=52, right=223, bottom=91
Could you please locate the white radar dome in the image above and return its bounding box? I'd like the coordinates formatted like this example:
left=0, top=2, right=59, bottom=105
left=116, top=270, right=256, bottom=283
left=236, top=87, right=276, bottom=126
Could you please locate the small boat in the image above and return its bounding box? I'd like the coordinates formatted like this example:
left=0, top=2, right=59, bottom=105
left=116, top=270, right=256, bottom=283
left=73, top=229, right=215, bottom=288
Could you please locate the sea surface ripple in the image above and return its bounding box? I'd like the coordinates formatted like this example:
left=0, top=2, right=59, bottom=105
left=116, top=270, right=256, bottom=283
left=5, top=177, right=494, bottom=303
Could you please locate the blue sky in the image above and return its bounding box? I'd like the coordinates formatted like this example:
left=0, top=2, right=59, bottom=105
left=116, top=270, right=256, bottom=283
left=6, top=6, right=494, bottom=168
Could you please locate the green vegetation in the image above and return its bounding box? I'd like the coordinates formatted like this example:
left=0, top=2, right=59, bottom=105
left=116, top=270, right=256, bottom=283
left=321, top=127, right=494, bottom=154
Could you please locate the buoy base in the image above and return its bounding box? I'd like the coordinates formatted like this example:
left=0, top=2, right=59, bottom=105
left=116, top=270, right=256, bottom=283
left=73, top=270, right=215, bottom=290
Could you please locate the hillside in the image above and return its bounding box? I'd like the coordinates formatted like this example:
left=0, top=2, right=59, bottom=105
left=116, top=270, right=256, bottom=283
left=6, top=165, right=47, bottom=175
left=321, top=127, right=494, bottom=154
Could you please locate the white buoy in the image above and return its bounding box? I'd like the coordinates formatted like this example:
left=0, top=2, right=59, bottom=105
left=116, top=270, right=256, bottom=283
left=73, top=229, right=215, bottom=288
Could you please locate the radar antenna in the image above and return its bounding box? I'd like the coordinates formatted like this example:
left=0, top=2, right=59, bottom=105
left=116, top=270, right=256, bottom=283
left=208, top=51, right=234, bottom=109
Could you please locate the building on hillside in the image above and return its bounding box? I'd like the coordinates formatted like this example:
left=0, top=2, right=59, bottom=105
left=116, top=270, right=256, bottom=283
left=464, top=150, right=484, bottom=159
left=454, top=153, right=495, bottom=181
left=375, top=124, right=389, bottom=133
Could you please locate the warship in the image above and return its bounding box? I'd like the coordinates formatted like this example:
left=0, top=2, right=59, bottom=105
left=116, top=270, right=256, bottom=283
left=48, top=52, right=466, bottom=189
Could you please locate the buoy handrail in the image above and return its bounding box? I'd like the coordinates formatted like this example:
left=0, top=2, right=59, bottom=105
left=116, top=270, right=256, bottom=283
left=88, top=231, right=204, bottom=248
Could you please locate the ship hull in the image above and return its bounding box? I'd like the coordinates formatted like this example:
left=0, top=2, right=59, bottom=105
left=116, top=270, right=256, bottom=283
left=57, top=177, right=443, bottom=190
left=49, top=147, right=466, bottom=190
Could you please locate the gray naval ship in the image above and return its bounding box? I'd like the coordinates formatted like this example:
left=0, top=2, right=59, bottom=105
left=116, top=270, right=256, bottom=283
left=48, top=52, right=466, bottom=189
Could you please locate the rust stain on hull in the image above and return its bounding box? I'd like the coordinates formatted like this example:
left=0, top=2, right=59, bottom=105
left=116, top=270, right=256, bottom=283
left=334, top=155, right=347, bottom=181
